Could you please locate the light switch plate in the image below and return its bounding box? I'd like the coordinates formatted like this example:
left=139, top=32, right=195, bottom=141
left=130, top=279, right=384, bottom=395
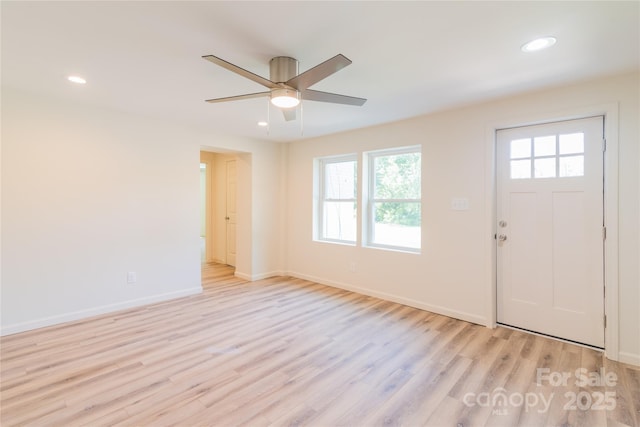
left=451, top=198, right=470, bottom=211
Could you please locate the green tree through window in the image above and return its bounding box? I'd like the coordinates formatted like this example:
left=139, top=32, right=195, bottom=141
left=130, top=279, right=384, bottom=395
left=374, top=152, right=421, bottom=227
left=368, top=147, right=421, bottom=250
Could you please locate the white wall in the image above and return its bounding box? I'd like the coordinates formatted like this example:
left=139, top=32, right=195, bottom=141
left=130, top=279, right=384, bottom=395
left=1, top=87, right=285, bottom=334
left=2, top=73, right=636, bottom=364
left=249, top=147, right=286, bottom=279
left=285, top=71, right=639, bottom=365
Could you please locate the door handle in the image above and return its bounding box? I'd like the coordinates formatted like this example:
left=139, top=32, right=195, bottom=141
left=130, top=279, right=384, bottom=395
left=225, top=216, right=230, bottom=220
left=498, top=234, right=508, bottom=242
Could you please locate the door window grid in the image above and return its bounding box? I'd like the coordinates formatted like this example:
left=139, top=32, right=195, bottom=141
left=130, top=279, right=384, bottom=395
left=509, top=133, right=585, bottom=179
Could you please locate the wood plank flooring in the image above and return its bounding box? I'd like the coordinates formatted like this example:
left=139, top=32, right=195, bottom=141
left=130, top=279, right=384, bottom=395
left=1, top=263, right=639, bottom=426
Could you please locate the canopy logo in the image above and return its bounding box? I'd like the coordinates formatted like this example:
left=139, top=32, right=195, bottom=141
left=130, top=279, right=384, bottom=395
left=462, top=367, right=619, bottom=415
left=463, top=388, right=552, bottom=415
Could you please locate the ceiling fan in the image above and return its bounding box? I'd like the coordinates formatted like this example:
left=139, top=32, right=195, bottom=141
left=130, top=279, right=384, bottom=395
left=202, top=54, right=366, bottom=121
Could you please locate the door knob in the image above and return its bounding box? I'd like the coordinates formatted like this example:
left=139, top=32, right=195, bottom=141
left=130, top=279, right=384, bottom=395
left=498, top=234, right=508, bottom=242
left=498, top=220, right=507, bottom=227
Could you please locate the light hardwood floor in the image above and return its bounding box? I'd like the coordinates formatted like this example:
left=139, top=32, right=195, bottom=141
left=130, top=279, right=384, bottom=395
left=1, top=263, right=639, bottom=426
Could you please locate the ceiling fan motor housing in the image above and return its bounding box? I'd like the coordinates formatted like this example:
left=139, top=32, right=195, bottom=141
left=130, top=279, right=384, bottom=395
left=270, top=56, right=299, bottom=84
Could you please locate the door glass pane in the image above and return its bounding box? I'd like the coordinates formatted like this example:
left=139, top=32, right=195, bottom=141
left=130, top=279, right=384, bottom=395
left=559, top=155, right=584, bottom=177
left=534, top=158, right=556, bottom=178
left=510, top=138, right=531, bottom=159
left=534, top=135, right=556, bottom=157
left=510, top=159, right=531, bottom=179
left=559, top=133, right=584, bottom=155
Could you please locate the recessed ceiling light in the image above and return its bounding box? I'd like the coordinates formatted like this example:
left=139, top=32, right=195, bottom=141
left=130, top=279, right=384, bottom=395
left=67, top=75, right=87, bottom=84
left=521, top=37, right=557, bottom=53
left=257, top=121, right=268, bottom=127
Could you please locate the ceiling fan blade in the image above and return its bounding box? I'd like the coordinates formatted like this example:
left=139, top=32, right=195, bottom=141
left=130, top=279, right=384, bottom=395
left=205, top=91, right=270, bottom=103
left=302, top=89, right=367, bottom=106
left=282, top=108, right=296, bottom=122
left=285, top=54, right=352, bottom=90
left=203, top=55, right=278, bottom=89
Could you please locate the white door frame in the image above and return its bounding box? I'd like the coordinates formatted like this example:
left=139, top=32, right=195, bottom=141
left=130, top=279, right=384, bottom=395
left=484, top=103, right=620, bottom=360
left=200, top=152, right=216, bottom=263
left=225, top=159, right=237, bottom=267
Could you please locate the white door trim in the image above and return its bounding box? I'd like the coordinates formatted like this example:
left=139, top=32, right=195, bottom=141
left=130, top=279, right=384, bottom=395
left=484, top=103, right=619, bottom=360
left=200, top=152, right=216, bottom=263
left=225, top=159, right=237, bottom=267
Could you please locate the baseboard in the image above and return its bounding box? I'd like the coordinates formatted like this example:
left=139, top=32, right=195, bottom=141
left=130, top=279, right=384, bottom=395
left=235, top=270, right=283, bottom=281
left=287, top=271, right=487, bottom=326
left=618, top=351, right=640, bottom=367
left=234, top=270, right=251, bottom=281
left=0, top=286, right=203, bottom=337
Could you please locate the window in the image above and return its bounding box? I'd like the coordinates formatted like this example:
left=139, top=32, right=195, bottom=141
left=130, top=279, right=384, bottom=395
left=316, top=155, right=357, bottom=243
left=510, top=133, right=585, bottom=179
left=366, top=146, right=421, bottom=251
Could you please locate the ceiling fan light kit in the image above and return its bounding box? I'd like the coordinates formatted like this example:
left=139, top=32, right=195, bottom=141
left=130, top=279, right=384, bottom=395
left=270, top=88, right=300, bottom=108
left=203, top=53, right=366, bottom=122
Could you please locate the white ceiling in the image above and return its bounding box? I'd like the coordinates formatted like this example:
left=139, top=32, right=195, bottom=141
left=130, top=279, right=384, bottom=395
left=2, top=1, right=638, bottom=142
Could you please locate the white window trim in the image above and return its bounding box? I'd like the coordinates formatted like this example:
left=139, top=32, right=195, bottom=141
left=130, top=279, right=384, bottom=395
left=364, top=145, right=422, bottom=253
left=315, top=154, right=357, bottom=245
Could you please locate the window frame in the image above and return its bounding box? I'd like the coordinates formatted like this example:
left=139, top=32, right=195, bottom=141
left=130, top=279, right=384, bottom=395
left=315, top=154, right=358, bottom=245
left=364, top=145, right=422, bottom=253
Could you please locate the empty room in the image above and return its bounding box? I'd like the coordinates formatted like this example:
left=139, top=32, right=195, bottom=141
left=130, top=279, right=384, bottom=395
left=1, top=2, right=639, bottom=426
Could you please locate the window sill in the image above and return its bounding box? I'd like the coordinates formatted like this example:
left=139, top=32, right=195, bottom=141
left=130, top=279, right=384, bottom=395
left=314, top=239, right=357, bottom=247
left=364, top=244, right=421, bottom=254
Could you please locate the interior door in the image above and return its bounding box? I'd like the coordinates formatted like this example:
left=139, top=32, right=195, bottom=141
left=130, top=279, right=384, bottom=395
left=225, top=159, right=237, bottom=267
left=496, top=116, right=604, bottom=347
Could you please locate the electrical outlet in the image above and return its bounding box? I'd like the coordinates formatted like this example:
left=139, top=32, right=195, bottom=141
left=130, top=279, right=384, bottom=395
left=127, top=272, right=137, bottom=284
left=349, top=262, right=357, bottom=273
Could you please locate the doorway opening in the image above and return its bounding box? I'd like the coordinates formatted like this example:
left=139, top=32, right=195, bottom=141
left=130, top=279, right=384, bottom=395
left=200, top=150, right=240, bottom=269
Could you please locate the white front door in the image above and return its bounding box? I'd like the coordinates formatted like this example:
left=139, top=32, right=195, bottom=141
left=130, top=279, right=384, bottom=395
left=225, top=159, right=237, bottom=267
left=496, top=116, right=605, bottom=347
